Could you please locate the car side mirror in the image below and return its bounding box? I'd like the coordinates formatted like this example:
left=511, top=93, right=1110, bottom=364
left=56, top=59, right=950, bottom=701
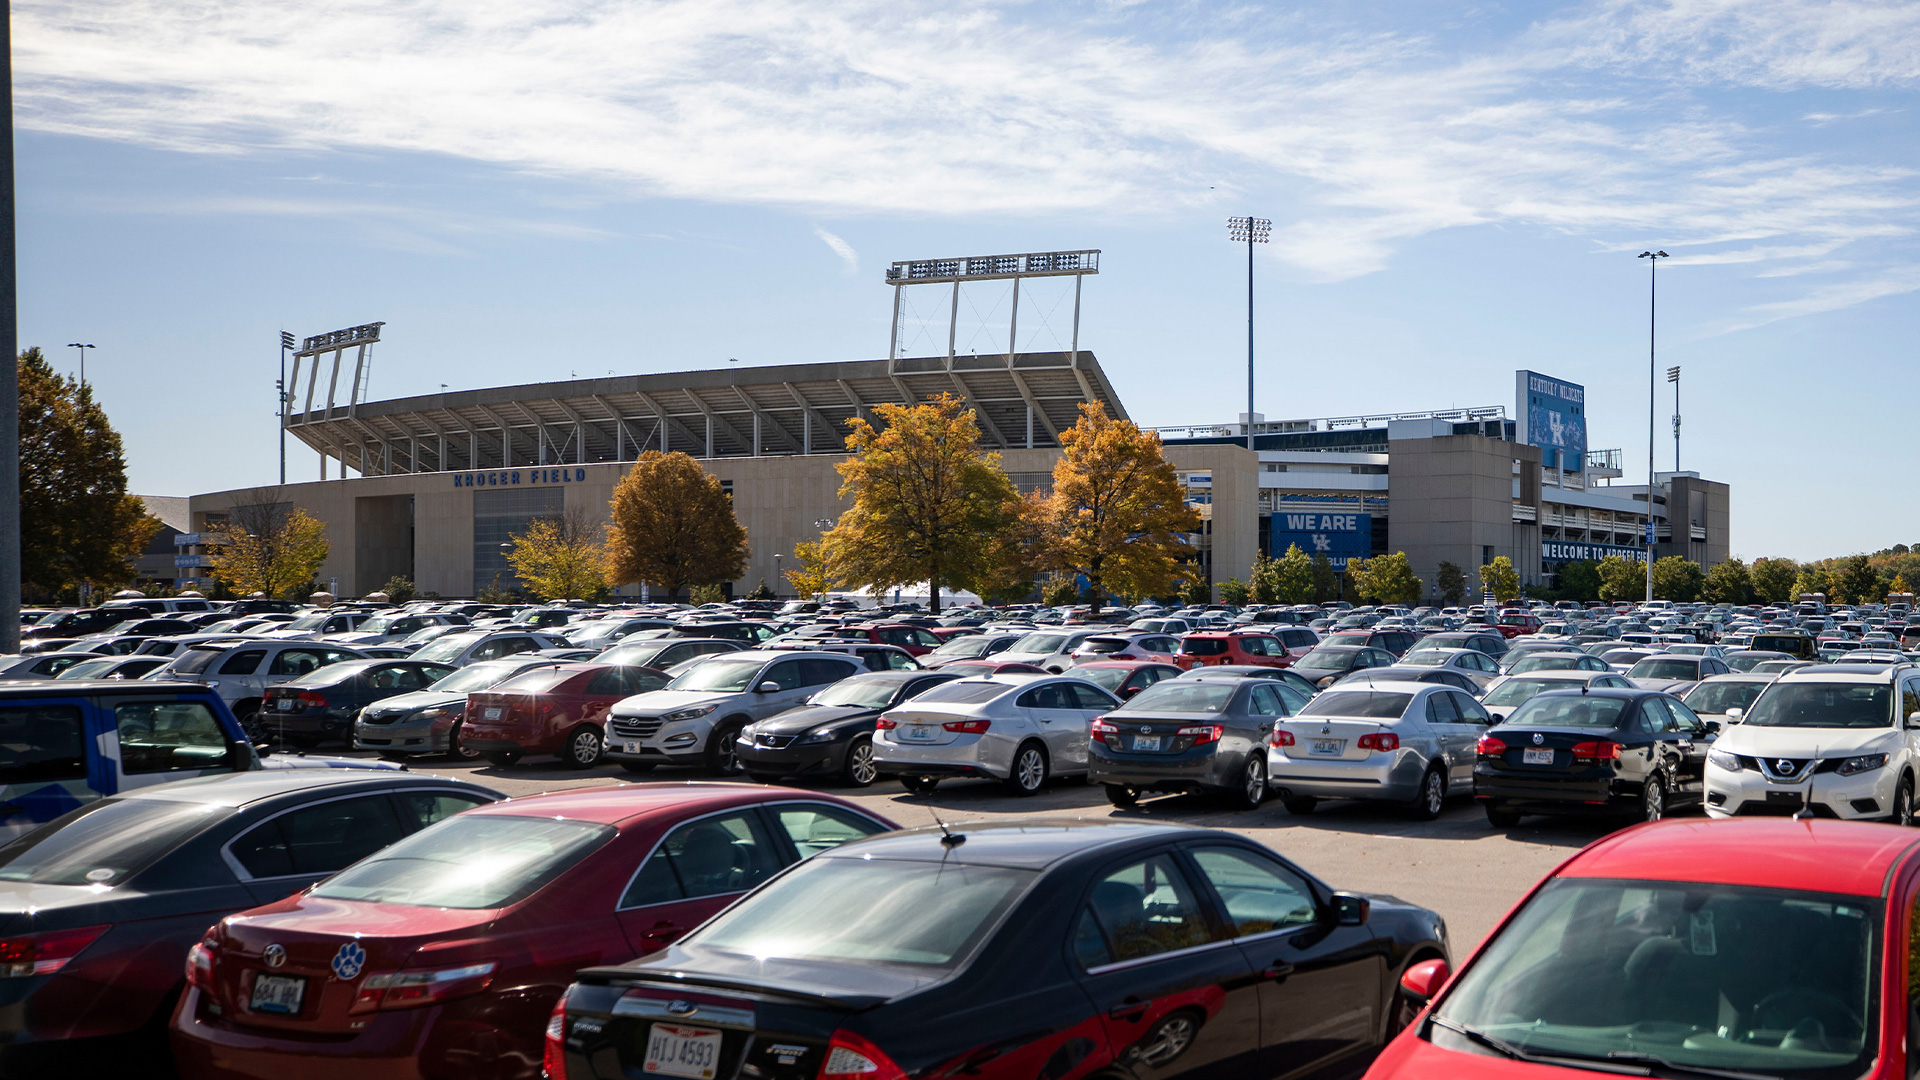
left=1331, top=892, right=1370, bottom=926
left=757, top=681, right=781, bottom=693
left=1724, top=707, right=1743, bottom=723
left=1399, top=958, right=1451, bottom=1002
left=1120, top=685, right=1142, bottom=699
left=1701, top=720, right=1721, bottom=735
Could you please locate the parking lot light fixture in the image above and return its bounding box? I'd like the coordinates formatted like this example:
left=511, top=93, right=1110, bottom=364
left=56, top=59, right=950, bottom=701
left=65, top=342, right=93, bottom=387
left=1638, top=250, right=1668, bottom=603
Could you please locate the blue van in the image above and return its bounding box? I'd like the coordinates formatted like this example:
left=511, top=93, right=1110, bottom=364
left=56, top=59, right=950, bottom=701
left=0, top=679, right=400, bottom=844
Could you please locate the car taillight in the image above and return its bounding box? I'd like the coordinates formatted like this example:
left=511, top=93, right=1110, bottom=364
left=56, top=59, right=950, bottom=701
left=874, top=715, right=897, bottom=730
left=298, top=691, right=328, bottom=709
left=1091, top=718, right=1117, bottom=744
left=543, top=992, right=569, bottom=1080
left=1177, top=724, right=1223, bottom=745
left=185, top=939, right=215, bottom=990
left=1476, top=735, right=1507, bottom=757
left=1572, top=740, right=1622, bottom=761
left=0, top=924, right=108, bottom=978
left=942, top=719, right=991, bottom=734
left=818, top=1029, right=907, bottom=1080
left=1357, top=732, right=1400, bottom=752
left=348, top=961, right=497, bottom=1014
left=1270, top=729, right=1295, bottom=747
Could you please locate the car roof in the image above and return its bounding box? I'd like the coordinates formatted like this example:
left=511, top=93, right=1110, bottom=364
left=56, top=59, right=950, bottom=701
left=470, top=780, right=873, bottom=827
left=821, top=820, right=1201, bottom=869
left=111, top=769, right=492, bottom=808
left=1072, top=660, right=1177, bottom=670
left=1497, top=669, right=1607, bottom=681
left=1562, top=819, right=1920, bottom=897
left=1775, top=665, right=1906, bottom=683
left=0, top=678, right=222, bottom=697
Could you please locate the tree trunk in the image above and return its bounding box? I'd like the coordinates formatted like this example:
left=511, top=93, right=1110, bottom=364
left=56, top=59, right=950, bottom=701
left=1087, top=573, right=1103, bottom=618
left=928, top=573, right=941, bottom=615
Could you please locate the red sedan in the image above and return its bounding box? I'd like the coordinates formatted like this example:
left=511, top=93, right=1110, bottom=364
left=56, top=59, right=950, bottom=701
left=460, top=662, right=667, bottom=768
left=1064, top=659, right=1182, bottom=700
left=171, top=783, right=897, bottom=1080
left=1369, top=817, right=1918, bottom=1080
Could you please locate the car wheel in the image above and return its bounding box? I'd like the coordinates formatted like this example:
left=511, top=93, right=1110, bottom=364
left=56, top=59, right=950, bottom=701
left=447, top=721, right=482, bottom=761
left=840, top=735, right=878, bottom=787
left=1136, top=1010, right=1202, bottom=1067
left=619, top=760, right=657, bottom=775
left=1282, top=795, right=1318, bottom=815
left=705, top=718, right=749, bottom=776
left=377, top=750, right=410, bottom=763
left=1229, top=756, right=1267, bottom=811
left=1641, top=773, right=1666, bottom=823
left=1408, top=766, right=1445, bottom=821
left=235, top=702, right=265, bottom=743
left=1894, top=773, right=1915, bottom=826
left=486, top=750, right=522, bottom=767
left=562, top=725, right=603, bottom=770
left=1485, top=802, right=1523, bottom=828
left=1104, top=783, right=1139, bottom=808
left=900, top=775, right=940, bottom=795
left=286, top=735, right=321, bottom=751
left=1005, top=742, right=1050, bottom=797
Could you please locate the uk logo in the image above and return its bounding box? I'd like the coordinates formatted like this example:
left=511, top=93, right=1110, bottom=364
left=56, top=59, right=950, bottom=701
left=331, top=941, right=366, bottom=980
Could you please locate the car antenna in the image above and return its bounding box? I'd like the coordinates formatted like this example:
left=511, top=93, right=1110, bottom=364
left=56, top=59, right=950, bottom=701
left=928, top=807, right=965, bottom=847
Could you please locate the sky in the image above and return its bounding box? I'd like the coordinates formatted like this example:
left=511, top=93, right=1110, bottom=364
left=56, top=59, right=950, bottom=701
left=13, top=0, right=1920, bottom=561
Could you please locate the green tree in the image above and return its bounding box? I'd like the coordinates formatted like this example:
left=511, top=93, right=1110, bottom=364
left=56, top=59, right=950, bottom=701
left=18, top=348, right=160, bottom=599
left=1837, top=554, right=1881, bottom=606
left=507, top=508, right=610, bottom=601
left=1555, top=560, right=1601, bottom=602
left=1041, top=574, right=1081, bottom=607
left=1248, top=553, right=1281, bottom=605
left=1365, top=552, right=1422, bottom=605
left=1597, top=555, right=1644, bottom=602
left=747, top=580, right=776, bottom=601
left=1218, top=578, right=1250, bottom=605
left=1268, top=544, right=1314, bottom=604
left=1344, top=557, right=1373, bottom=603
left=1703, top=557, right=1752, bottom=605
left=1478, top=556, right=1520, bottom=602
left=1180, top=579, right=1211, bottom=605
left=1309, top=553, right=1338, bottom=603
left=1750, top=557, right=1799, bottom=603
left=606, top=451, right=750, bottom=602
left=1793, top=564, right=1834, bottom=603
left=1435, top=561, right=1466, bottom=605
left=1651, top=556, right=1706, bottom=602
left=690, top=583, right=727, bottom=604
left=379, top=576, right=417, bottom=604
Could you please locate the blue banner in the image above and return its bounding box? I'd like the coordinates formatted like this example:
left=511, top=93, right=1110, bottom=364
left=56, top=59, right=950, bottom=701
left=1517, top=371, right=1587, bottom=472
left=1272, top=513, right=1371, bottom=571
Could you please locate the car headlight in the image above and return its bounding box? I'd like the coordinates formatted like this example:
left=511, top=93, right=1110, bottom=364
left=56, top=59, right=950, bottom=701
left=417, top=707, right=450, bottom=720
left=662, top=704, right=720, bottom=723
left=801, top=729, right=837, bottom=744
left=1706, top=748, right=1743, bottom=772
left=1836, top=753, right=1888, bottom=777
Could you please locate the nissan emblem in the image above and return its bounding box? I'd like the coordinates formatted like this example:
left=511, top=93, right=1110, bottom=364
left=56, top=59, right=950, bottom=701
left=1777, top=760, right=1797, bottom=776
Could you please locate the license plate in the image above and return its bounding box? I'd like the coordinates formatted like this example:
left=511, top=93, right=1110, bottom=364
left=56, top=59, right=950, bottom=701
left=276, top=698, right=295, bottom=711
left=643, top=1023, right=722, bottom=1079
left=1523, top=748, right=1554, bottom=765
left=623, top=742, right=643, bottom=753
left=900, top=725, right=939, bottom=742
left=249, top=973, right=306, bottom=1015
left=1132, top=735, right=1162, bottom=751
left=483, top=707, right=502, bottom=720
left=1310, top=739, right=1344, bottom=756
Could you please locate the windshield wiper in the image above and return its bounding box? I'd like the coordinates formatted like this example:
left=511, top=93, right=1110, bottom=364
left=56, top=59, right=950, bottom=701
left=1425, top=1016, right=1644, bottom=1071
left=1604, top=1051, right=1776, bottom=1080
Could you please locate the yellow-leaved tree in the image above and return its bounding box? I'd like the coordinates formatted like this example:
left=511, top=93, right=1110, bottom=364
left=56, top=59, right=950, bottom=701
left=784, top=540, right=836, bottom=601
left=605, top=452, right=749, bottom=602
left=1027, top=403, right=1201, bottom=616
left=210, top=491, right=331, bottom=599
left=507, top=508, right=610, bottom=601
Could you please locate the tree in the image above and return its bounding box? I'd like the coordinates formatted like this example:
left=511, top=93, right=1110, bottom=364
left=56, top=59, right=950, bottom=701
left=824, top=394, right=1019, bottom=615
left=1270, top=544, right=1315, bottom=604
left=1435, top=561, right=1466, bottom=605
left=1248, top=554, right=1280, bottom=605
left=1793, top=565, right=1834, bottom=603
left=1365, top=552, right=1422, bottom=605
left=606, top=451, right=749, bottom=602
left=1180, top=579, right=1211, bottom=605
left=1027, top=403, right=1201, bottom=617
left=1703, top=557, right=1752, bottom=605
left=1751, top=557, right=1799, bottom=603
left=1597, top=555, right=1644, bottom=602
left=1042, top=574, right=1081, bottom=607
left=209, top=491, right=331, bottom=599
left=1894, top=573, right=1912, bottom=597
left=1838, top=554, right=1881, bottom=607
left=747, top=580, right=776, bottom=601
left=1651, top=556, right=1706, bottom=602
left=380, top=576, right=417, bottom=604
left=784, top=540, right=835, bottom=600
left=1309, top=553, right=1338, bottom=603
left=1218, top=578, right=1250, bottom=605
left=507, top=507, right=610, bottom=601
left=1344, top=557, right=1372, bottom=602
left=1478, top=556, right=1520, bottom=603
left=1555, top=560, right=1601, bottom=602
left=690, top=583, right=726, bottom=604
left=18, top=348, right=160, bottom=599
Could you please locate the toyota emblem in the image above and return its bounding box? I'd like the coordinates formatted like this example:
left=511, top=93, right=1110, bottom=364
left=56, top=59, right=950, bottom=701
left=262, top=944, right=287, bottom=969
left=1532, top=733, right=1544, bottom=745
left=1776, top=760, right=1797, bottom=776
left=666, top=999, right=698, bottom=1017
left=1141, top=726, right=1153, bottom=735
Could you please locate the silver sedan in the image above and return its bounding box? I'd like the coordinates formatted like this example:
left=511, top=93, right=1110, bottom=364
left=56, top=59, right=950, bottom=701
left=871, top=674, right=1119, bottom=795
left=1267, top=682, right=1492, bottom=819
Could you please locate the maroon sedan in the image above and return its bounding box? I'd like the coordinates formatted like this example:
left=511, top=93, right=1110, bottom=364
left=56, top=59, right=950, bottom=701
left=1064, top=660, right=1182, bottom=700
left=171, top=783, right=897, bottom=1080
left=460, top=663, right=667, bottom=768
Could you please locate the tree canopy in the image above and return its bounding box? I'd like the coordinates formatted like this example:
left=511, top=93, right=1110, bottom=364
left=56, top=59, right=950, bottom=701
left=1478, top=555, right=1520, bottom=602
left=605, top=451, right=749, bottom=602
left=508, top=508, right=610, bottom=601
left=209, top=492, right=331, bottom=599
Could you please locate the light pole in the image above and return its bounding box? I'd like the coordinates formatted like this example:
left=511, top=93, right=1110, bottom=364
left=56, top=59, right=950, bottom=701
left=1226, top=216, right=1271, bottom=452
left=1638, top=250, right=1668, bottom=603
left=1668, top=365, right=1681, bottom=473
left=279, top=331, right=295, bottom=484
left=774, top=553, right=783, bottom=599
left=65, top=342, right=94, bottom=387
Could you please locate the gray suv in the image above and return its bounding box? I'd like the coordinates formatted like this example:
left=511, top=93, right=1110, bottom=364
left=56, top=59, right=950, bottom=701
left=605, top=650, right=864, bottom=775
left=152, top=640, right=370, bottom=730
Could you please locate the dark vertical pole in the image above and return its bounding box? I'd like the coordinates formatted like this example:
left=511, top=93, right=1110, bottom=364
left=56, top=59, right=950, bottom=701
left=1646, top=256, right=1656, bottom=604
left=0, top=2, right=20, bottom=653
left=1245, top=232, right=1255, bottom=453
left=278, top=343, right=287, bottom=485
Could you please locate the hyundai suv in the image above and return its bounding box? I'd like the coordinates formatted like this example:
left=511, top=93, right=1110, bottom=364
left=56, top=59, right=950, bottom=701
left=604, top=650, right=864, bottom=775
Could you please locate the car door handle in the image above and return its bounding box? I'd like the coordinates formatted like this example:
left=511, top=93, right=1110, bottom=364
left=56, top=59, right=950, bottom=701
left=1262, top=963, right=1295, bottom=981
left=1108, top=997, right=1149, bottom=1021
left=0, top=803, right=19, bottom=816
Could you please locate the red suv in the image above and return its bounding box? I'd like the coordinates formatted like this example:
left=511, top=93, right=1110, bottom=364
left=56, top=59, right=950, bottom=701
left=1494, top=613, right=1543, bottom=639
left=459, top=663, right=668, bottom=768
left=831, top=623, right=943, bottom=656
left=1174, top=631, right=1290, bottom=670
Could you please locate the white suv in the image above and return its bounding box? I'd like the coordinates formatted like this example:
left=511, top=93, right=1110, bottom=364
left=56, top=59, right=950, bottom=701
left=1705, top=663, right=1920, bottom=823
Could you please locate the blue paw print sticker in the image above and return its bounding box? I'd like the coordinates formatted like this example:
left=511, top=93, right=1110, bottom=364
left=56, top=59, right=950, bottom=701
left=331, top=941, right=366, bottom=980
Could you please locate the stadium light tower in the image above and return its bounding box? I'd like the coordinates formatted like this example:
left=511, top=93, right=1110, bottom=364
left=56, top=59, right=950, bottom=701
left=279, top=331, right=295, bottom=484
left=1639, top=250, right=1668, bottom=603
left=1668, top=365, right=1681, bottom=473
left=1226, top=216, right=1270, bottom=452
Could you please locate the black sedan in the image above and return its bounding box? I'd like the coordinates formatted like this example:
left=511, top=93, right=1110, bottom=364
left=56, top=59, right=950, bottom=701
left=735, top=669, right=963, bottom=786
left=260, top=659, right=458, bottom=748
left=1174, top=664, right=1321, bottom=701
left=1474, top=687, right=1717, bottom=827
left=556, top=821, right=1447, bottom=1080
left=0, top=770, right=498, bottom=1077
left=1291, top=645, right=1399, bottom=690
left=1090, top=678, right=1296, bottom=809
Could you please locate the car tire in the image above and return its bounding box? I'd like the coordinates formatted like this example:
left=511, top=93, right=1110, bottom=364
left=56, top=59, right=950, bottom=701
left=1408, top=766, right=1446, bottom=821
left=619, top=760, right=657, bottom=775
left=1282, top=795, right=1318, bottom=815
left=447, top=721, right=482, bottom=761
left=286, top=735, right=321, bottom=751
left=745, top=771, right=784, bottom=783
left=900, top=775, right=940, bottom=795
left=1895, top=773, right=1915, bottom=827
left=1136, top=1009, right=1203, bottom=1067
left=562, top=725, right=603, bottom=770
left=1485, top=802, right=1524, bottom=828
left=701, top=715, right=755, bottom=774
left=486, top=750, right=522, bottom=767
left=1228, top=756, right=1267, bottom=811
left=377, top=750, right=410, bottom=763
left=839, top=735, right=878, bottom=788
left=1104, top=783, right=1139, bottom=808
left=235, top=702, right=265, bottom=743
left=1005, top=742, right=1050, bottom=797
left=1641, top=773, right=1666, bottom=823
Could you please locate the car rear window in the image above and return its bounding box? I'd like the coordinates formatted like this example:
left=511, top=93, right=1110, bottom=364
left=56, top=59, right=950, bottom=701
left=168, top=647, right=225, bottom=675
left=1506, top=694, right=1630, bottom=728
left=1180, top=638, right=1229, bottom=656
left=1626, top=658, right=1700, bottom=681
left=1298, top=691, right=1413, bottom=718
left=0, top=798, right=235, bottom=886
left=693, top=856, right=1035, bottom=969
left=0, top=704, right=88, bottom=783
left=1115, top=682, right=1236, bottom=714
left=310, top=814, right=614, bottom=909
left=489, top=668, right=580, bottom=694
left=908, top=680, right=1012, bottom=705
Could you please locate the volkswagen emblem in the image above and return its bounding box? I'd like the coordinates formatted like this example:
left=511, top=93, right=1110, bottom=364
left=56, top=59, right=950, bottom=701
left=262, top=944, right=287, bottom=969
left=1532, top=733, right=1544, bottom=745
left=1140, top=726, right=1153, bottom=735
left=1776, top=760, right=1797, bottom=776
left=666, top=999, right=698, bottom=1017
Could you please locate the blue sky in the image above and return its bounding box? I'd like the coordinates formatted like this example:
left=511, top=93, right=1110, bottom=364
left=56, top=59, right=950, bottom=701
left=14, top=0, right=1920, bottom=560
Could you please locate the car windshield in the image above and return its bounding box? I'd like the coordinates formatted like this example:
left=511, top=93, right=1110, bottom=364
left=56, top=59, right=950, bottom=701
left=1430, top=877, right=1876, bottom=1079
left=1069, top=666, right=1133, bottom=692
left=281, top=613, right=329, bottom=631
left=929, top=636, right=994, bottom=659
left=1010, top=633, right=1070, bottom=654
left=490, top=667, right=580, bottom=693
left=667, top=658, right=767, bottom=693
left=427, top=661, right=535, bottom=693
left=693, top=855, right=1035, bottom=968
left=0, top=798, right=234, bottom=886
left=1400, top=650, right=1450, bottom=667
left=311, top=814, right=613, bottom=909
left=909, top=680, right=1011, bottom=705
left=355, top=616, right=400, bottom=633
left=1509, top=654, right=1582, bottom=673
left=411, top=633, right=483, bottom=663
left=167, top=647, right=225, bottom=675
left=809, top=678, right=902, bottom=709
left=569, top=621, right=625, bottom=642
left=1298, top=690, right=1412, bottom=718
left=1681, top=682, right=1768, bottom=716
left=1295, top=650, right=1357, bottom=671
left=1484, top=679, right=1580, bottom=708
left=1743, top=683, right=1891, bottom=729
left=1627, top=658, right=1700, bottom=681
left=1505, top=694, right=1629, bottom=728
left=1114, top=682, right=1236, bottom=714
left=56, top=658, right=123, bottom=680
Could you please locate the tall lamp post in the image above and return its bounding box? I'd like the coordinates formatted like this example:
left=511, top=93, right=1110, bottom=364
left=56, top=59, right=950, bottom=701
left=1668, top=365, right=1681, bottom=473
left=1226, top=216, right=1271, bottom=452
left=65, top=342, right=94, bottom=387
left=279, top=331, right=295, bottom=484
left=1638, top=250, right=1668, bottom=603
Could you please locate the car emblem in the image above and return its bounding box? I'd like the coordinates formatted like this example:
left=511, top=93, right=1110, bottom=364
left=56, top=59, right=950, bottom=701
left=262, top=944, right=287, bottom=969
left=1532, top=733, right=1544, bottom=745
left=330, top=941, right=366, bottom=981
left=1141, top=726, right=1153, bottom=735
left=666, top=999, right=698, bottom=1017
left=1776, top=760, right=1797, bottom=776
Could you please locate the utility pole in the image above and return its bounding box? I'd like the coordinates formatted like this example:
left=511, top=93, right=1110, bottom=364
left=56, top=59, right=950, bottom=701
left=279, top=331, right=295, bottom=484
left=1226, top=216, right=1271, bottom=452
left=0, top=4, right=19, bottom=653
left=1639, top=250, right=1668, bottom=603
left=1668, top=365, right=1681, bottom=473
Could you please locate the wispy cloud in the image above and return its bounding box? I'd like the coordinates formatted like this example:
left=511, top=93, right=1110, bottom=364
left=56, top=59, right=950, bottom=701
left=813, top=227, right=859, bottom=275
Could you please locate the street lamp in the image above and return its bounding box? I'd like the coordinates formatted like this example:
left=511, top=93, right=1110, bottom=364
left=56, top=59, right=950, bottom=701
left=1668, top=365, right=1681, bottom=473
left=1638, top=250, right=1668, bottom=603
left=1226, top=216, right=1271, bottom=452
left=65, top=342, right=93, bottom=387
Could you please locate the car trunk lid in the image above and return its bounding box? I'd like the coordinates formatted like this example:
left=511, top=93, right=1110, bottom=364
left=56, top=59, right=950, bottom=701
left=1274, top=716, right=1390, bottom=762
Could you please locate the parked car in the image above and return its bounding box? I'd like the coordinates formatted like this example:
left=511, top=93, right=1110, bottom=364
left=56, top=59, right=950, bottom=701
left=736, top=669, right=964, bottom=786
left=51, top=654, right=169, bottom=681
left=593, top=636, right=747, bottom=670
left=1624, top=652, right=1732, bottom=693
left=1067, top=633, right=1181, bottom=665
left=170, top=783, right=897, bottom=1080
left=0, top=769, right=498, bottom=1077
left=1500, top=650, right=1614, bottom=675
left=404, top=629, right=569, bottom=667
left=792, top=641, right=923, bottom=672
left=605, top=650, right=866, bottom=775
left=1478, top=669, right=1634, bottom=721
left=562, top=617, right=673, bottom=649
left=1320, top=629, right=1420, bottom=656
left=352, top=657, right=566, bottom=760
left=1173, top=663, right=1322, bottom=701
left=1290, top=644, right=1400, bottom=689
left=1416, top=630, right=1510, bottom=658
left=259, top=659, right=459, bottom=749
left=873, top=674, right=1121, bottom=795
left=0, top=651, right=104, bottom=679
left=321, top=612, right=464, bottom=646
left=1269, top=683, right=1492, bottom=819
left=21, top=607, right=141, bottom=642
left=1397, top=646, right=1503, bottom=689
left=1336, top=663, right=1487, bottom=695
left=994, top=629, right=1109, bottom=673
left=259, top=609, right=378, bottom=639
left=557, top=821, right=1448, bottom=1080
left=1677, top=672, right=1775, bottom=728
left=151, top=640, right=372, bottom=729
left=462, top=662, right=671, bottom=768
left=1090, top=676, right=1299, bottom=809
left=827, top=622, right=945, bottom=656
left=1476, top=687, right=1717, bottom=827
left=917, top=630, right=1028, bottom=669
left=1175, top=630, right=1294, bottom=671
left=1064, top=659, right=1182, bottom=700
